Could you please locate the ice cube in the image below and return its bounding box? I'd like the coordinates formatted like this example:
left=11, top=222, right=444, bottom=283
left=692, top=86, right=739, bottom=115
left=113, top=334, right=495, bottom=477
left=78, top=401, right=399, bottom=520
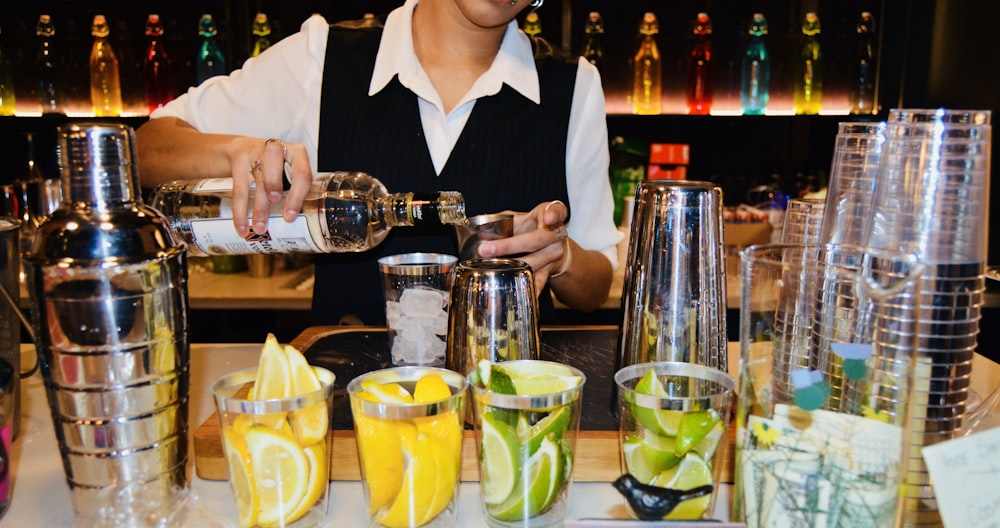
left=401, top=324, right=427, bottom=342
left=430, top=312, right=449, bottom=335
left=400, top=287, right=447, bottom=316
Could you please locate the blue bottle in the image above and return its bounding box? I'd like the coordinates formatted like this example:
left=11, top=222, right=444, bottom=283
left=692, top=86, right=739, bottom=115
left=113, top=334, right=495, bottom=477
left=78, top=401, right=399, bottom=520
left=740, top=13, right=769, bottom=116
left=195, top=14, right=226, bottom=84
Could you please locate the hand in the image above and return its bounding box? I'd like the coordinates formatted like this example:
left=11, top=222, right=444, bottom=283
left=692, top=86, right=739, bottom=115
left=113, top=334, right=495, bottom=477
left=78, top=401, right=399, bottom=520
left=478, top=200, right=571, bottom=294
left=225, top=137, right=314, bottom=238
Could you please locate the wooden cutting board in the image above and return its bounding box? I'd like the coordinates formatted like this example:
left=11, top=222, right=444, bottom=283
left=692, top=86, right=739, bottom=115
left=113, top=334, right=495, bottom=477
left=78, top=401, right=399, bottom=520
left=193, top=326, right=736, bottom=483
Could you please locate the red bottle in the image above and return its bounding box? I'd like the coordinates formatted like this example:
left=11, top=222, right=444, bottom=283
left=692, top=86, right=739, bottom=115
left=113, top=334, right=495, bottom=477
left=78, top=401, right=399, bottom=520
left=143, top=14, right=175, bottom=113
left=686, top=13, right=713, bottom=115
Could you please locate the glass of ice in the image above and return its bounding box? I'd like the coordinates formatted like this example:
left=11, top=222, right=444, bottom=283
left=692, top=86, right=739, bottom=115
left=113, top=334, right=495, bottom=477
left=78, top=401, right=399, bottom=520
left=378, top=253, right=458, bottom=367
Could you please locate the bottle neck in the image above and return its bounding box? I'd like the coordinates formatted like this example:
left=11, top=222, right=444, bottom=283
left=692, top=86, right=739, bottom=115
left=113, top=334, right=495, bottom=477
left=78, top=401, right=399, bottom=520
left=382, top=192, right=465, bottom=227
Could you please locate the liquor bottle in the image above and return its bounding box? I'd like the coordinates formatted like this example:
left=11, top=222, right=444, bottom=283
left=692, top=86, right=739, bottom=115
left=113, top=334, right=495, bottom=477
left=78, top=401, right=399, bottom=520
left=195, top=14, right=226, bottom=84
left=89, top=15, right=123, bottom=117
left=0, top=25, right=15, bottom=115
left=794, top=12, right=822, bottom=115
left=35, top=14, right=65, bottom=115
left=581, top=12, right=604, bottom=71
left=143, top=14, right=175, bottom=113
left=740, top=13, right=770, bottom=115
left=150, top=172, right=467, bottom=256
left=686, top=12, right=712, bottom=115
left=632, top=12, right=662, bottom=115
left=113, top=20, right=144, bottom=113
left=849, top=12, right=877, bottom=115
left=250, top=13, right=271, bottom=58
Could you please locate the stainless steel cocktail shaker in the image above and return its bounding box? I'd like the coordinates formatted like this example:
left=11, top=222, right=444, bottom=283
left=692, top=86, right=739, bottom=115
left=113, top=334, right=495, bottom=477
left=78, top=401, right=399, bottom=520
left=24, top=123, right=190, bottom=526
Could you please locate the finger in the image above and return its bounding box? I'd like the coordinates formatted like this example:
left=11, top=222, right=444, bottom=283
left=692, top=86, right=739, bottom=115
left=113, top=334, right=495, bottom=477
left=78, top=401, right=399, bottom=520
left=230, top=148, right=256, bottom=238
left=262, top=138, right=287, bottom=202
left=480, top=225, right=564, bottom=259
left=282, top=145, right=313, bottom=222
left=542, top=200, right=568, bottom=229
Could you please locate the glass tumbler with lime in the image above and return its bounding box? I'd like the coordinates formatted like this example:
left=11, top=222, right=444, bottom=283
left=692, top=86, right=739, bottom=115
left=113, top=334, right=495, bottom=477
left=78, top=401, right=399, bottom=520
left=347, top=366, right=468, bottom=528
left=469, top=359, right=585, bottom=528
left=212, top=335, right=337, bottom=528
left=614, top=361, right=735, bottom=520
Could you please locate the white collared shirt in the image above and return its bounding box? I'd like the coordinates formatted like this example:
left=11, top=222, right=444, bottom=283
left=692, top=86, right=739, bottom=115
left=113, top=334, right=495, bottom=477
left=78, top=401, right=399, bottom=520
left=153, top=0, right=621, bottom=265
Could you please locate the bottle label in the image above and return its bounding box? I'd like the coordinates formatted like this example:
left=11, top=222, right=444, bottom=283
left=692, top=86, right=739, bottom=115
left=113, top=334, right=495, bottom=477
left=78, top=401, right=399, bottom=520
left=409, top=193, right=440, bottom=224
left=189, top=215, right=323, bottom=254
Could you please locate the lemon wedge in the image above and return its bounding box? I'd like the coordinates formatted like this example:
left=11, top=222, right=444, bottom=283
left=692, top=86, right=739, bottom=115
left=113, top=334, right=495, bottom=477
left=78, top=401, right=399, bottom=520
left=245, top=426, right=310, bottom=526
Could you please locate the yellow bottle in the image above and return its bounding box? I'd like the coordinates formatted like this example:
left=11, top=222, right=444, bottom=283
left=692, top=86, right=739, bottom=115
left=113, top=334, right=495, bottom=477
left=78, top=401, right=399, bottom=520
left=632, top=12, right=662, bottom=115
left=89, top=15, right=123, bottom=116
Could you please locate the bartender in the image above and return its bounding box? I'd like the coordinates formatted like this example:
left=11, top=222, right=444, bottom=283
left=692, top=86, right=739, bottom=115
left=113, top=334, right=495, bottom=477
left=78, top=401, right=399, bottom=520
left=135, top=0, right=622, bottom=325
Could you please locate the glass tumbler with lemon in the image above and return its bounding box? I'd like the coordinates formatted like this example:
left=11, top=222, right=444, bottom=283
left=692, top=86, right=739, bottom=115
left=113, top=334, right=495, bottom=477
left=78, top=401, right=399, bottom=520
left=614, top=362, right=735, bottom=520
left=212, top=334, right=337, bottom=528
left=348, top=366, right=468, bottom=528
left=469, top=360, right=585, bottom=528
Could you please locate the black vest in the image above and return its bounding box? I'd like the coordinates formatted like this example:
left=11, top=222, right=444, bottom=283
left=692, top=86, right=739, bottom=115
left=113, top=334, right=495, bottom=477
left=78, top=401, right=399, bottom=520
left=312, top=24, right=576, bottom=325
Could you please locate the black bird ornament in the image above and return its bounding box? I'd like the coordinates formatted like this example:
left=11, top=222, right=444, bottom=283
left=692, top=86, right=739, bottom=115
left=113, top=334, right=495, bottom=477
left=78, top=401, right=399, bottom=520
left=612, top=473, right=714, bottom=520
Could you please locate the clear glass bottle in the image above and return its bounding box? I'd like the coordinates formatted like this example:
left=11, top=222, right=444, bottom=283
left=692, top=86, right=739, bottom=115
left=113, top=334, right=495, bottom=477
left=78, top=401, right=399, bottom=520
left=195, top=14, right=226, bottom=84
left=151, top=172, right=468, bottom=256
left=35, top=14, right=65, bottom=115
left=740, top=13, right=770, bottom=115
left=0, top=24, right=15, bottom=115
left=581, top=12, right=604, bottom=71
left=143, top=14, right=175, bottom=113
left=794, top=12, right=822, bottom=115
left=686, top=12, right=713, bottom=115
left=632, top=12, right=662, bottom=115
left=89, top=15, right=122, bottom=117
left=250, top=13, right=271, bottom=58
left=849, top=12, right=877, bottom=115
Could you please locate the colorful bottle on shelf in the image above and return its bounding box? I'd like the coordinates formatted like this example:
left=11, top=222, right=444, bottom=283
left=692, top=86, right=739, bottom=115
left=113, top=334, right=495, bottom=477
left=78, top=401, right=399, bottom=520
left=740, top=13, right=770, bottom=115
left=250, top=13, right=271, bottom=58
left=632, top=12, right=662, bottom=115
left=581, top=11, right=604, bottom=71
left=0, top=25, right=15, bottom=115
left=143, top=14, right=175, bottom=113
left=794, top=12, right=822, bottom=115
left=686, top=12, right=713, bottom=115
left=195, top=14, right=226, bottom=84
left=849, top=12, right=878, bottom=115
left=35, top=14, right=65, bottom=115
left=150, top=172, right=467, bottom=256
left=89, top=15, right=123, bottom=117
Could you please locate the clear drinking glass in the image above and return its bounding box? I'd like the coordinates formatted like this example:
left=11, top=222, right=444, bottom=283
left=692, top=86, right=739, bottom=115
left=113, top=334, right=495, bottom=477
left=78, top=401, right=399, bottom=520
left=734, top=244, right=923, bottom=528
left=213, top=366, right=337, bottom=528
left=614, top=361, right=735, bottom=521
left=348, top=366, right=468, bottom=528
left=378, top=253, right=458, bottom=367
left=469, top=360, right=585, bottom=528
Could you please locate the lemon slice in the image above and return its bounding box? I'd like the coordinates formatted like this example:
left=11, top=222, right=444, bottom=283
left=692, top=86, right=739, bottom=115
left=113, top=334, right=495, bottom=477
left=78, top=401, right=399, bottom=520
left=286, top=345, right=329, bottom=446
left=245, top=426, right=310, bottom=526
left=650, top=452, right=714, bottom=520
left=222, top=427, right=258, bottom=528
left=378, top=432, right=440, bottom=528
left=352, top=398, right=405, bottom=514
left=254, top=333, right=290, bottom=400
left=413, top=374, right=452, bottom=403
left=284, top=441, right=329, bottom=524
left=362, top=380, right=414, bottom=403
left=480, top=413, right=522, bottom=505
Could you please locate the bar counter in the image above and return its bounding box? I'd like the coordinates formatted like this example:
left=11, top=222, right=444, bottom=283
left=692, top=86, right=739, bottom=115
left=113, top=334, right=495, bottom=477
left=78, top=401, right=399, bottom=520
left=5, top=341, right=998, bottom=526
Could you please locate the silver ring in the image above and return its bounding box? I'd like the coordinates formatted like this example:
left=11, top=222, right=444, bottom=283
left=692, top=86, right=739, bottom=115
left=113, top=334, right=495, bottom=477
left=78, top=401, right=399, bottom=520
left=543, top=199, right=566, bottom=215
left=264, top=137, right=288, bottom=160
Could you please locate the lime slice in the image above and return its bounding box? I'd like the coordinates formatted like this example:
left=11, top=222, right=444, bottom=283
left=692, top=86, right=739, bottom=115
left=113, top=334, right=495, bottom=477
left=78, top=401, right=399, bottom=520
left=650, top=452, right=714, bottom=520
left=480, top=413, right=522, bottom=505
left=622, top=435, right=657, bottom=484
left=623, top=432, right=681, bottom=484
left=691, top=418, right=726, bottom=462
left=495, top=361, right=576, bottom=379
left=488, top=365, right=517, bottom=395
left=675, top=410, right=720, bottom=456
left=632, top=369, right=683, bottom=436
left=512, top=373, right=583, bottom=395
left=488, top=435, right=564, bottom=522
left=641, top=430, right=681, bottom=471
left=519, top=406, right=572, bottom=454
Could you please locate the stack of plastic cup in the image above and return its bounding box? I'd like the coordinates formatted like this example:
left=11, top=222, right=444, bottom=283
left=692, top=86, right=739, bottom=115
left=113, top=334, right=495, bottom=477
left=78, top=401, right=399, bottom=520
left=819, top=122, right=887, bottom=247
left=863, top=108, right=991, bottom=527
left=780, top=197, right=826, bottom=245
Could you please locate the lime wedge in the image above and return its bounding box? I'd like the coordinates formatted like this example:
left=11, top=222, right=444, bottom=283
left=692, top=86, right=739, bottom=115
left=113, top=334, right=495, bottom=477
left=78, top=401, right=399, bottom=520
left=487, top=435, right=564, bottom=522
left=632, top=369, right=683, bottom=436
left=480, top=413, right=522, bottom=505
left=650, top=452, right=714, bottom=520
left=622, top=435, right=657, bottom=484
left=675, top=410, right=720, bottom=456
left=691, top=417, right=726, bottom=462
left=519, top=406, right=572, bottom=454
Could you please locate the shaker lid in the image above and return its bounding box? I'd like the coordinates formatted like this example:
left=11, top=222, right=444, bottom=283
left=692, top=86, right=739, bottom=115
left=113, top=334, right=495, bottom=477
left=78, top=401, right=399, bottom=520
left=57, top=123, right=141, bottom=206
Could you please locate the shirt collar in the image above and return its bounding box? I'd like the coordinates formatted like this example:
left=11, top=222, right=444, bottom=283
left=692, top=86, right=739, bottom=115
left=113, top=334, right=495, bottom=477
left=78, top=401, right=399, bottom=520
left=369, top=0, right=541, bottom=106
